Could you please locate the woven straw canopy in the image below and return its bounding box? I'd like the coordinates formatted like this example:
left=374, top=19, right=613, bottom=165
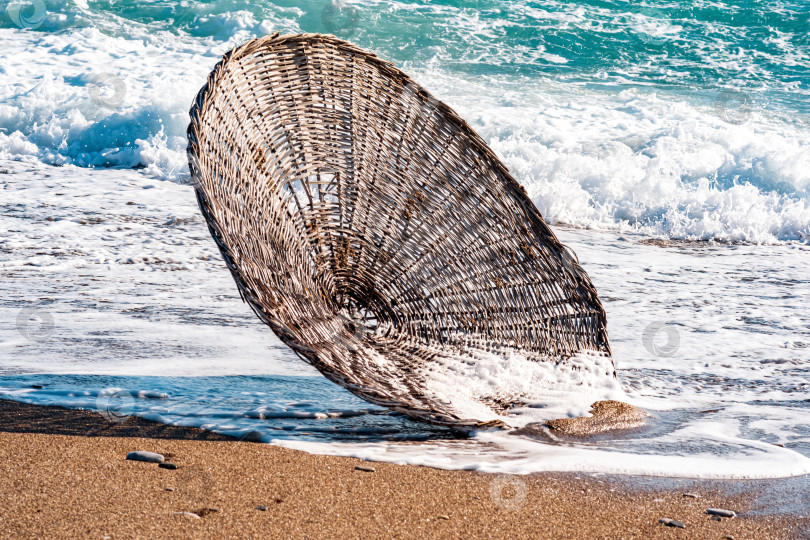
left=187, top=33, right=612, bottom=427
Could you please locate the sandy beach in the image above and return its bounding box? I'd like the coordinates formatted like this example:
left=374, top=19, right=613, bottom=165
left=0, top=399, right=806, bottom=539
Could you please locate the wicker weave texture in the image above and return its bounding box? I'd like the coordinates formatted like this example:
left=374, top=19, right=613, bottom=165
left=187, top=33, right=613, bottom=426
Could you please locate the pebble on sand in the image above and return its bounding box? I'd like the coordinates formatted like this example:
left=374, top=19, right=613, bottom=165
left=682, top=493, right=700, bottom=499
left=173, top=512, right=200, bottom=520
left=126, top=451, right=164, bottom=463
left=707, top=508, right=736, bottom=518
left=659, top=518, right=686, bottom=529
left=355, top=465, right=376, bottom=472
left=158, top=462, right=178, bottom=470
left=544, top=401, right=646, bottom=437
left=255, top=505, right=268, bottom=511
left=436, top=515, right=450, bottom=520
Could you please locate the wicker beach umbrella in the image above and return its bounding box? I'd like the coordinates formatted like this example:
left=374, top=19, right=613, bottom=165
left=187, top=33, right=613, bottom=427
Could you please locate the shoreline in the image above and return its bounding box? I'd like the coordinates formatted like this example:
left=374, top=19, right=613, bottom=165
left=0, top=398, right=807, bottom=539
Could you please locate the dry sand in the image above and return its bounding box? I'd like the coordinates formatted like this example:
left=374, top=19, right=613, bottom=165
left=0, top=399, right=806, bottom=539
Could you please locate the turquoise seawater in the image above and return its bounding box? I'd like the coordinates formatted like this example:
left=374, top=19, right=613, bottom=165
left=1, top=0, right=808, bottom=241
left=5, top=0, right=807, bottom=109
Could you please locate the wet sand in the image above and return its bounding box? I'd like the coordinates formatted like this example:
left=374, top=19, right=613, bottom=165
left=0, top=399, right=806, bottom=539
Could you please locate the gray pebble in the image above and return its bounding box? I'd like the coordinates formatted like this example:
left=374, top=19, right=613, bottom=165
left=659, top=518, right=686, bottom=529
left=255, top=505, right=267, bottom=511
left=355, top=465, right=376, bottom=472
left=126, top=451, right=164, bottom=463
left=707, top=508, right=736, bottom=518
left=165, top=487, right=175, bottom=492
left=158, top=462, right=178, bottom=470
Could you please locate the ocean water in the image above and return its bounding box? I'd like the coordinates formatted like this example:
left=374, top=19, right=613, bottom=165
left=1, top=1, right=809, bottom=478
